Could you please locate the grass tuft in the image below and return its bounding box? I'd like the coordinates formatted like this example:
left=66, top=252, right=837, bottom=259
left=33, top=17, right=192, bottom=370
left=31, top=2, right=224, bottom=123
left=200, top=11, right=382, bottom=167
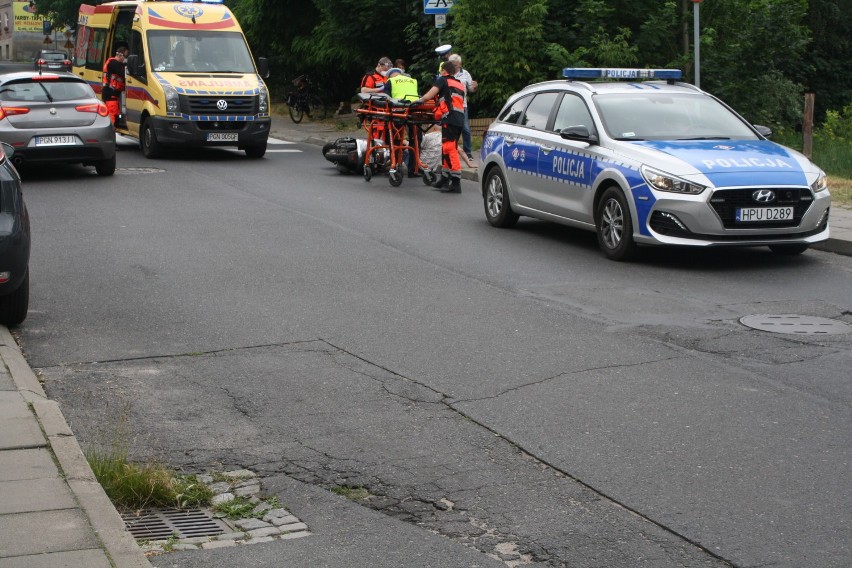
left=86, top=448, right=212, bottom=511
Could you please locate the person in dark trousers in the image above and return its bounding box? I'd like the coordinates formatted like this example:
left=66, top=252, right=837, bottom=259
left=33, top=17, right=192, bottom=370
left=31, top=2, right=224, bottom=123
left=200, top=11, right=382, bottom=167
left=414, top=60, right=465, bottom=193
left=102, top=44, right=128, bottom=128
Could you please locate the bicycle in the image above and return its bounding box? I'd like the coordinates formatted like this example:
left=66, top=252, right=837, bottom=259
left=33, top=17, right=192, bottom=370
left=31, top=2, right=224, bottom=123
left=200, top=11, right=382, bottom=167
left=287, top=75, right=328, bottom=123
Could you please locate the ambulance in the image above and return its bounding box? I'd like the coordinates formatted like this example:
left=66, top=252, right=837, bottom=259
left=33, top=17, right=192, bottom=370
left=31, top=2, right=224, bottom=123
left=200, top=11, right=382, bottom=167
left=73, top=0, right=270, bottom=158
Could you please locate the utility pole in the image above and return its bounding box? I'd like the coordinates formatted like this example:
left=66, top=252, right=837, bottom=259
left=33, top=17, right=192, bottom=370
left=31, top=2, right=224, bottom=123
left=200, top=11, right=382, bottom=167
left=692, top=0, right=703, bottom=88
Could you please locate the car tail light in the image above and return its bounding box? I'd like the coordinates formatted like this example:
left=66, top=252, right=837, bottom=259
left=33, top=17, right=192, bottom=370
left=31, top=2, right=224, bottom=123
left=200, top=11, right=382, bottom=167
left=31, top=75, right=59, bottom=81
left=0, top=107, right=30, bottom=120
left=76, top=103, right=109, bottom=117
left=37, top=59, right=46, bottom=66
left=0, top=271, right=10, bottom=284
left=64, top=60, right=71, bottom=66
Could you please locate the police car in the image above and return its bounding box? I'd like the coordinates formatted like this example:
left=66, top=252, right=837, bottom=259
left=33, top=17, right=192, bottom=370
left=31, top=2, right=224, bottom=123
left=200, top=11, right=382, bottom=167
left=480, top=68, right=831, bottom=260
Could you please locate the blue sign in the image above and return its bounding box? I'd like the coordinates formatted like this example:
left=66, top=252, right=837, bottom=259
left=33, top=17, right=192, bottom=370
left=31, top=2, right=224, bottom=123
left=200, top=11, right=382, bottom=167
left=424, top=0, right=454, bottom=15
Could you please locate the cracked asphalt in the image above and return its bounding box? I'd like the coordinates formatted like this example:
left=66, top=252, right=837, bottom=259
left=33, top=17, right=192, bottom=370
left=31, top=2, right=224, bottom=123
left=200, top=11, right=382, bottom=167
left=19, top=137, right=852, bottom=567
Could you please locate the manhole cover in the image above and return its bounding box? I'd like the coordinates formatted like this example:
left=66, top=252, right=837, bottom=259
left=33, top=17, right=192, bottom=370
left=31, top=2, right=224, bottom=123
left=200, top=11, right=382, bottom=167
left=121, top=508, right=228, bottom=540
left=116, top=167, right=166, bottom=175
left=740, top=314, right=851, bottom=335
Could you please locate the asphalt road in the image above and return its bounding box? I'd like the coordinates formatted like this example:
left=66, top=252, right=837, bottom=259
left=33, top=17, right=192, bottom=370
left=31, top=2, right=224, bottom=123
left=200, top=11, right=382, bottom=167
left=16, top=133, right=852, bottom=567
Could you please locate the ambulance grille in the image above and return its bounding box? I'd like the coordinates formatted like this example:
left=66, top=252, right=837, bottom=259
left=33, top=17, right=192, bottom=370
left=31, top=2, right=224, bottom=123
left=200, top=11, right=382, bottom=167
left=183, top=95, right=257, bottom=116
left=709, top=187, right=811, bottom=228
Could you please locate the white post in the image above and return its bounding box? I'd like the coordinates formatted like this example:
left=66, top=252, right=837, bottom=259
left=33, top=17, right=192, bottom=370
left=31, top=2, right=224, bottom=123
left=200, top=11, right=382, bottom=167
left=693, top=0, right=701, bottom=88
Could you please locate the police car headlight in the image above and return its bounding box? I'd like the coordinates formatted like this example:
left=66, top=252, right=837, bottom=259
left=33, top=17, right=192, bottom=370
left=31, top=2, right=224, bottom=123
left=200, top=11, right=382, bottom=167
left=162, top=83, right=179, bottom=113
left=257, top=84, right=269, bottom=114
left=811, top=173, right=828, bottom=193
left=641, top=165, right=707, bottom=195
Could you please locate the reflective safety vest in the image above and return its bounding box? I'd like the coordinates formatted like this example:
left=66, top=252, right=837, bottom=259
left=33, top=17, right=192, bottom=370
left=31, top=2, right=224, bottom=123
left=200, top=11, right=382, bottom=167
left=102, top=57, right=125, bottom=91
left=360, top=71, right=385, bottom=92
left=435, top=74, right=465, bottom=123
left=388, top=74, right=418, bottom=101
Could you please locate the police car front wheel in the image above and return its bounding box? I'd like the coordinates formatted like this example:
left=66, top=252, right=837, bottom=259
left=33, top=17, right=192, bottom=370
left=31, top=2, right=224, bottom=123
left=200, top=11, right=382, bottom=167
left=596, top=187, right=637, bottom=261
left=483, top=169, right=519, bottom=228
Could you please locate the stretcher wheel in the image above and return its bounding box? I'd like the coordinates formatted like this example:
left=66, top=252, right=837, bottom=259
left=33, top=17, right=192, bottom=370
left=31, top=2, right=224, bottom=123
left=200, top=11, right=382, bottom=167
left=363, top=165, right=373, bottom=182
left=389, top=170, right=403, bottom=187
left=422, top=171, right=436, bottom=186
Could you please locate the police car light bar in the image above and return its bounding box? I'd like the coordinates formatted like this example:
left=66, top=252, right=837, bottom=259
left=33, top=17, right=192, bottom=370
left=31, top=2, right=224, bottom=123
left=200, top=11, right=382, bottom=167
left=563, top=68, right=683, bottom=81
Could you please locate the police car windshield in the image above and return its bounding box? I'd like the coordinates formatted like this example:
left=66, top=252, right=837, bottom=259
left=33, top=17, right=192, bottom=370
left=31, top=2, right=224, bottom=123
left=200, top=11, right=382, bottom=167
left=148, top=31, right=256, bottom=73
left=593, top=93, right=759, bottom=141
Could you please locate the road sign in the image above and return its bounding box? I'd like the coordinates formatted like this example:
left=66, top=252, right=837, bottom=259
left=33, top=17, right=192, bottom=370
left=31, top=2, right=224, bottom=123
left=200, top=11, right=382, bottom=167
left=435, top=14, right=446, bottom=28
left=424, top=0, right=454, bottom=15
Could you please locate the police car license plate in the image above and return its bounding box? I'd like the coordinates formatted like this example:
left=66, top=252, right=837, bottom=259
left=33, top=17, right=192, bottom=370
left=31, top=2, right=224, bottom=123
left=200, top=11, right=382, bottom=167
left=207, top=133, right=238, bottom=142
left=735, top=206, right=794, bottom=222
left=35, top=135, right=76, bottom=146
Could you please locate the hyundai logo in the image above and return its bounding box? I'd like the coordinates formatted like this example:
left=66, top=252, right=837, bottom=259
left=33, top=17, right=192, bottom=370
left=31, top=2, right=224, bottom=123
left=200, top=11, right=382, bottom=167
left=752, top=189, right=776, bottom=203
left=216, top=100, right=228, bottom=111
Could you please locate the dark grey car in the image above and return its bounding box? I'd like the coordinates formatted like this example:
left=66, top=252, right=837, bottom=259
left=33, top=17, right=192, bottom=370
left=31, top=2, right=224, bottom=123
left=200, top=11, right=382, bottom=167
left=0, top=143, right=29, bottom=326
left=34, top=50, right=71, bottom=73
left=0, top=72, right=116, bottom=176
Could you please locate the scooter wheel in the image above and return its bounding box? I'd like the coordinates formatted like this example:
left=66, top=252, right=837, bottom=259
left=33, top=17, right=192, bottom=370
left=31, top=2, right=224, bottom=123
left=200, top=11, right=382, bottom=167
left=363, top=165, right=373, bottom=182
left=389, top=170, right=403, bottom=187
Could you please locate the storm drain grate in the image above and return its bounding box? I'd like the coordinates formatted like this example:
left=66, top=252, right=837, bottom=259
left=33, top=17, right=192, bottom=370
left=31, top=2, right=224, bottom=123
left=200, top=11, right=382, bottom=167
left=740, top=314, right=852, bottom=335
left=116, top=167, right=166, bottom=175
left=121, top=508, right=228, bottom=541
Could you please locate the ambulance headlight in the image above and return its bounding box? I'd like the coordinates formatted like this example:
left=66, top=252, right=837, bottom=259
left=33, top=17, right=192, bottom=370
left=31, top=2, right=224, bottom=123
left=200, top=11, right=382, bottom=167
left=257, top=84, right=269, bottom=114
left=811, top=172, right=828, bottom=193
left=162, top=83, right=179, bottom=113
left=641, top=165, right=707, bottom=195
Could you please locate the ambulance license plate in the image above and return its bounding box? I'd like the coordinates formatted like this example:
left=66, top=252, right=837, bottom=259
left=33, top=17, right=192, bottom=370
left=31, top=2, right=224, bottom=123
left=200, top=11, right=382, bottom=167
left=35, top=135, right=76, bottom=146
left=207, top=133, right=238, bottom=142
left=735, top=206, right=794, bottom=223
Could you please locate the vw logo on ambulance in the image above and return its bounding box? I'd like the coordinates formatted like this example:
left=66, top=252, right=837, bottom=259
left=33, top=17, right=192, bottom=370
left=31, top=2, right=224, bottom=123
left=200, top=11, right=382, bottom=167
left=216, top=100, right=228, bottom=111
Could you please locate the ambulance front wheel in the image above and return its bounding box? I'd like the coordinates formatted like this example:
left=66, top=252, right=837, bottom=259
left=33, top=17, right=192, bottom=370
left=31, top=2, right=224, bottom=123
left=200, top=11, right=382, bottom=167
left=141, top=119, right=162, bottom=159
left=245, top=143, right=266, bottom=158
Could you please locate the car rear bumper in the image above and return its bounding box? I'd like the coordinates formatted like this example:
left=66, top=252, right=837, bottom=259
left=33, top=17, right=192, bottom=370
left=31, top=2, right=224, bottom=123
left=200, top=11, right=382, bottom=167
left=148, top=116, right=270, bottom=148
left=8, top=124, right=116, bottom=165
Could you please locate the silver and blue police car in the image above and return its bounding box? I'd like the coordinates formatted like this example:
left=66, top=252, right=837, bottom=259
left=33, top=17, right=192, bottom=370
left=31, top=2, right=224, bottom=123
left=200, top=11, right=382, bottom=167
left=480, top=68, right=831, bottom=260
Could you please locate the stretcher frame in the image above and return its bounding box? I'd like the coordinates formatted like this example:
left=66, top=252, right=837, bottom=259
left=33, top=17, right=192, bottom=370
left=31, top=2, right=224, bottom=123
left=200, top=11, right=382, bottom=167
left=355, top=93, right=439, bottom=187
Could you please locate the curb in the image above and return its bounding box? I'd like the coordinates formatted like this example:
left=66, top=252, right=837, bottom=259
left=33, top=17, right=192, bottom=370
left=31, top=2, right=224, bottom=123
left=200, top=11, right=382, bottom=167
left=0, top=327, right=152, bottom=568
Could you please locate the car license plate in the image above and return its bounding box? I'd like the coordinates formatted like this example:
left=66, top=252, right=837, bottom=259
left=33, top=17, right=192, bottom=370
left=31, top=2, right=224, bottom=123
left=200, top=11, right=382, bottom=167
left=35, top=135, right=76, bottom=146
left=735, top=206, right=794, bottom=222
left=207, top=133, right=238, bottom=142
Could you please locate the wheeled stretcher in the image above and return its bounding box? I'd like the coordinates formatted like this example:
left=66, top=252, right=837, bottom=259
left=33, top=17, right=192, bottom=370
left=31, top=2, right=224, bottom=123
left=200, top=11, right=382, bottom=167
left=355, top=93, right=439, bottom=187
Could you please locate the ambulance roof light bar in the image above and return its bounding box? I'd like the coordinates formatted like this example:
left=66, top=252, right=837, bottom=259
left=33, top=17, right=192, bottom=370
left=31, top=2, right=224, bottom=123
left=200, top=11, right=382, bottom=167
left=563, top=68, right=683, bottom=81
left=147, top=0, right=225, bottom=4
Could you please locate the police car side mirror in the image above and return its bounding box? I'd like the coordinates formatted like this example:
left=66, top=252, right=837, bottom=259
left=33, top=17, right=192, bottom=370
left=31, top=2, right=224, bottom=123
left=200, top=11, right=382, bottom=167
left=256, top=57, right=270, bottom=79
left=559, top=125, right=598, bottom=145
left=753, top=124, right=772, bottom=139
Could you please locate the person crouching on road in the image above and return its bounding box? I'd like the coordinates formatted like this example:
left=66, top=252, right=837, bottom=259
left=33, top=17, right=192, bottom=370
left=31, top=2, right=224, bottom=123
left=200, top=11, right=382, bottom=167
left=102, top=46, right=128, bottom=129
left=414, top=61, right=465, bottom=193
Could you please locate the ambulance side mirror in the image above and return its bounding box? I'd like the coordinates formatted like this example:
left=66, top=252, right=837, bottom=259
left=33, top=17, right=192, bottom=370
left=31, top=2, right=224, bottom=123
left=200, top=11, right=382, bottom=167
left=256, top=57, right=269, bottom=79
left=126, top=54, right=142, bottom=77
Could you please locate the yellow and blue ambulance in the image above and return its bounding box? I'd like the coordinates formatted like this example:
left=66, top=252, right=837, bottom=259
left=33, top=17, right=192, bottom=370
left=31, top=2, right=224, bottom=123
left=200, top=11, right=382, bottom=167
left=73, top=0, right=271, bottom=158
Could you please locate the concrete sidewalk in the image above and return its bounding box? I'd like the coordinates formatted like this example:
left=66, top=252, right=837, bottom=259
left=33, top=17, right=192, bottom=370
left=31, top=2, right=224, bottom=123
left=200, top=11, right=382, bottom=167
left=0, top=326, right=151, bottom=568
left=1, top=115, right=849, bottom=568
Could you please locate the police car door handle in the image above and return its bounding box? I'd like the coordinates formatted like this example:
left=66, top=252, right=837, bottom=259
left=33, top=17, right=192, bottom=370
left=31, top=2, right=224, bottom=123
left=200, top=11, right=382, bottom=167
left=540, top=145, right=554, bottom=155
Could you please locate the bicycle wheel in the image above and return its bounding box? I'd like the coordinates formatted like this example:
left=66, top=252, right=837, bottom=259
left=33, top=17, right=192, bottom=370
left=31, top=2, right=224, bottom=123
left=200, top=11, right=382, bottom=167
left=289, top=98, right=304, bottom=123
left=307, top=94, right=327, bottom=121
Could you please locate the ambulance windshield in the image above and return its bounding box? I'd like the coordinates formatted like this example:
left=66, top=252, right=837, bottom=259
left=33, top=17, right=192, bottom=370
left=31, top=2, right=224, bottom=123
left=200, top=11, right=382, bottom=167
left=148, top=31, right=255, bottom=73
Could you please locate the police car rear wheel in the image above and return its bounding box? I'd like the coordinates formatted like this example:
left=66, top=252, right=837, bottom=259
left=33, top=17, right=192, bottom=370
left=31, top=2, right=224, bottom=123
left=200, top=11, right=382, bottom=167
left=484, top=169, right=519, bottom=228
left=768, top=243, right=809, bottom=255
left=596, top=187, right=637, bottom=261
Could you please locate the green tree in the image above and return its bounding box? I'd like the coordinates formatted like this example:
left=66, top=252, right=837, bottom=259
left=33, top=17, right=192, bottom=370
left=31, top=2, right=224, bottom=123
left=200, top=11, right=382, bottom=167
left=31, top=0, right=79, bottom=31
